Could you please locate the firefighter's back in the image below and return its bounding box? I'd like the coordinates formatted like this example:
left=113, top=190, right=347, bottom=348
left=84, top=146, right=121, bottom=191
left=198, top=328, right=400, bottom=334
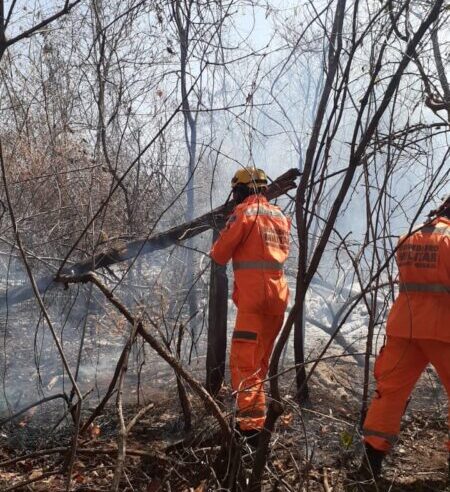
left=387, top=217, right=450, bottom=341
left=232, top=195, right=291, bottom=315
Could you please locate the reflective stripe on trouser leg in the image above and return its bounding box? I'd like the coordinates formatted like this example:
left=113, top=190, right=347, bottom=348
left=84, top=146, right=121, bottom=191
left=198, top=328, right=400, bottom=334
left=231, top=362, right=266, bottom=430
left=362, top=429, right=397, bottom=452
left=230, top=311, right=284, bottom=431
left=363, top=337, right=428, bottom=452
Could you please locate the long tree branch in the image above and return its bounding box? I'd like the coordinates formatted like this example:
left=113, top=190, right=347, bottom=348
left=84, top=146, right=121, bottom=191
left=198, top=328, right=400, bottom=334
left=4, top=1, right=83, bottom=48
left=57, top=272, right=232, bottom=440
left=0, top=168, right=299, bottom=309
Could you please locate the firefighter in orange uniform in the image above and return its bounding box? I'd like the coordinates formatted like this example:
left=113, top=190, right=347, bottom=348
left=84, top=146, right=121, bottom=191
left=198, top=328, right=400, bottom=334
left=210, top=167, right=290, bottom=443
left=357, top=195, right=450, bottom=482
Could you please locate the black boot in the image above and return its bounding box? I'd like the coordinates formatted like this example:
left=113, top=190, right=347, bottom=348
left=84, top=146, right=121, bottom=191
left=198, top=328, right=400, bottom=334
left=356, top=443, right=385, bottom=481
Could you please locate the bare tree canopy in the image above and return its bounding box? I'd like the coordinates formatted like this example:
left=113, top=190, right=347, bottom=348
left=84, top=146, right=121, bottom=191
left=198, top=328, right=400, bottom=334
left=0, top=0, right=448, bottom=490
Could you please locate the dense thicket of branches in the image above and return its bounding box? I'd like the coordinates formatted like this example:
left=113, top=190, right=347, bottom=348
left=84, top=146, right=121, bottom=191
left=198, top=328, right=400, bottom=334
left=0, top=1, right=448, bottom=490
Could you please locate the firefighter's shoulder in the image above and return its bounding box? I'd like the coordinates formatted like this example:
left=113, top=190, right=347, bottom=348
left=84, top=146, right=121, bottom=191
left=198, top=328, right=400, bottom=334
left=231, top=202, right=249, bottom=218
left=224, top=204, right=246, bottom=228
left=267, top=202, right=290, bottom=220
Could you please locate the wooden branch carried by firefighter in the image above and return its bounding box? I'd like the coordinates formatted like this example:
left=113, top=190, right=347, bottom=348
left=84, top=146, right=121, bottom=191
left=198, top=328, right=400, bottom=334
left=0, top=168, right=300, bottom=309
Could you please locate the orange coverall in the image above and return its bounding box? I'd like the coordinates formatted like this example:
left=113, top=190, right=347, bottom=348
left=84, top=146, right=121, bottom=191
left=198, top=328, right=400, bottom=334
left=210, top=194, right=290, bottom=430
left=363, top=217, right=450, bottom=452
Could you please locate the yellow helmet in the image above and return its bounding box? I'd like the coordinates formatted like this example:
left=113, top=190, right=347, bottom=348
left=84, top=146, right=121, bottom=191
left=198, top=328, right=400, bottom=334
left=231, top=167, right=268, bottom=191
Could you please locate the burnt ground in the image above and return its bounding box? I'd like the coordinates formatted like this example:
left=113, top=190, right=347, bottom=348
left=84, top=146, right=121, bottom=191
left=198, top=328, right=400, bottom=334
left=0, top=355, right=448, bottom=491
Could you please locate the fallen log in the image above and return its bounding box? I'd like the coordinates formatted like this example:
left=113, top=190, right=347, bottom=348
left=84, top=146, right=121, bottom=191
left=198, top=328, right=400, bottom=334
left=0, top=168, right=300, bottom=309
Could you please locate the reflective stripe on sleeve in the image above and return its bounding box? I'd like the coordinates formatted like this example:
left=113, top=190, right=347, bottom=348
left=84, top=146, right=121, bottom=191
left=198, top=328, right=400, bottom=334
left=244, top=207, right=284, bottom=218
left=233, top=260, right=284, bottom=271
left=233, top=331, right=257, bottom=341
left=399, top=283, right=450, bottom=293
left=362, top=429, right=398, bottom=444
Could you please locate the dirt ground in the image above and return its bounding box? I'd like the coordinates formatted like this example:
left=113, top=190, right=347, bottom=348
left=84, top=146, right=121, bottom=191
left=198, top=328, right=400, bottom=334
left=0, top=353, right=448, bottom=491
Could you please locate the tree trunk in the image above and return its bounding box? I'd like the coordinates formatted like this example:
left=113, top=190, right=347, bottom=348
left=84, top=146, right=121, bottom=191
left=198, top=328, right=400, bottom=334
left=206, top=230, right=228, bottom=396
left=294, top=304, right=309, bottom=402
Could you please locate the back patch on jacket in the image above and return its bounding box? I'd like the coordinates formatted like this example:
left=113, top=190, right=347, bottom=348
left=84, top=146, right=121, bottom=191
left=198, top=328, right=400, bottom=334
left=397, top=243, right=439, bottom=269
left=261, top=225, right=289, bottom=252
